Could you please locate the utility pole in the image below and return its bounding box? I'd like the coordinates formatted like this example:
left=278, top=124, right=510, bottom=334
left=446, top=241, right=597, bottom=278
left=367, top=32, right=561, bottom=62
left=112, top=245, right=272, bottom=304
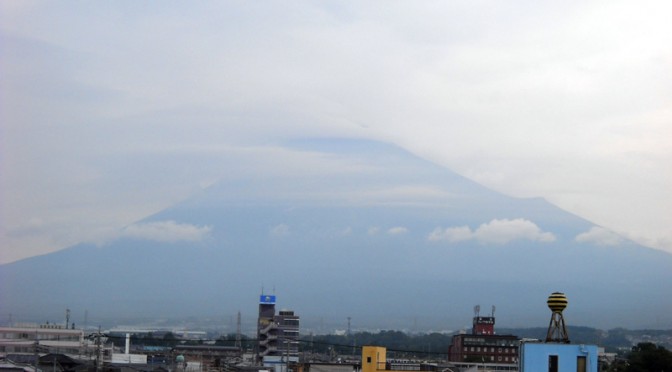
left=94, top=326, right=103, bottom=372
left=284, top=337, right=289, bottom=372
left=235, top=311, right=242, bottom=350
left=347, top=317, right=351, bottom=336
left=34, top=331, right=39, bottom=372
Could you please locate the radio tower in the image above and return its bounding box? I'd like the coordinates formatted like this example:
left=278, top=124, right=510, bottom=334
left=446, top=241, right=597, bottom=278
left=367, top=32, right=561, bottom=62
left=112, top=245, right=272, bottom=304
left=235, top=311, right=242, bottom=349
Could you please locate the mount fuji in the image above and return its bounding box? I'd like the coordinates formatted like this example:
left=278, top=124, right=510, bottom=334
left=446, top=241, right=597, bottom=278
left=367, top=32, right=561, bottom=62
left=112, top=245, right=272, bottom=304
left=1, top=139, right=670, bottom=331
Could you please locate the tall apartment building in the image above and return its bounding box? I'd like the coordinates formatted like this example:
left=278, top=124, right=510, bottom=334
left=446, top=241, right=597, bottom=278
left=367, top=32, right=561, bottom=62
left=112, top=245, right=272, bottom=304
left=257, top=295, right=300, bottom=372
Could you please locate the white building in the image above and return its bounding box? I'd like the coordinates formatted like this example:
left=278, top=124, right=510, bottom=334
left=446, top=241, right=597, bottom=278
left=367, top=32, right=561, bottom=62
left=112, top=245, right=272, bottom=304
left=0, top=325, right=110, bottom=361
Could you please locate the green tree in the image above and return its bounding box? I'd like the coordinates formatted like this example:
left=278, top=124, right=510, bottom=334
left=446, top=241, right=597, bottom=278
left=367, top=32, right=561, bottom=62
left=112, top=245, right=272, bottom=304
left=626, top=342, right=672, bottom=372
left=161, top=332, right=179, bottom=347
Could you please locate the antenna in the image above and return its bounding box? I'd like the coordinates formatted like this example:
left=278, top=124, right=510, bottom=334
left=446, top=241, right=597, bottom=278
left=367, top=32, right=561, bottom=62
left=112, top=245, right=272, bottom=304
left=474, top=305, right=480, bottom=317
left=66, top=308, right=71, bottom=329
left=491, top=305, right=496, bottom=317
left=347, top=317, right=351, bottom=336
left=235, top=311, right=242, bottom=349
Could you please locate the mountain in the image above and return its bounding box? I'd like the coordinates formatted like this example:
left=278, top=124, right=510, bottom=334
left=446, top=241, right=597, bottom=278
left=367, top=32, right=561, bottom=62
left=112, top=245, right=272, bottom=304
left=1, top=139, right=671, bottom=332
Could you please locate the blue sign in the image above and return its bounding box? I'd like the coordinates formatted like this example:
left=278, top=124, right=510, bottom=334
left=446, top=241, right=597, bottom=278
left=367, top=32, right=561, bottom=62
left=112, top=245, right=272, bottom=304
left=260, top=295, right=276, bottom=304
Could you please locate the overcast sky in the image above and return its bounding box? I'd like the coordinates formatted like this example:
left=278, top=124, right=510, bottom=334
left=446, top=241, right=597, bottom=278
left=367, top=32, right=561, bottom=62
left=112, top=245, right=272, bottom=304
left=1, top=1, right=671, bottom=264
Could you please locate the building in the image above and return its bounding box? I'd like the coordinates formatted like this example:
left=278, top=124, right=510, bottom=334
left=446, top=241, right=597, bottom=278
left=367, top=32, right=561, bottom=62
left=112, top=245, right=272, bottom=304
left=519, top=342, right=598, bottom=372
left=171, top=345, right=241, bottom=371
left=0, top=325, right=107, bottom=360
left=257, top=295, right=300, bottom=372
left=518, top=292, right=598, bottom=372
left=447, top=306, right=520, bottom=365
left=361, top=346, right=457, bottom=372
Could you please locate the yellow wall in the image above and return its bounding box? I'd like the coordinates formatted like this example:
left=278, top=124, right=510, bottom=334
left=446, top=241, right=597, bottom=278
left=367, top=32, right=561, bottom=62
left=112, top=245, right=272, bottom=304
left=361, top=346, right=386, bottom=372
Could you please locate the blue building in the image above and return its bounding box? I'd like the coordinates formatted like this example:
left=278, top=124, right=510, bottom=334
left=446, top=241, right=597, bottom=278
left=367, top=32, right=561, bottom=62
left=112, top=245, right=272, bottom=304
left=519, top=342, right=598, bottom=372
left=518, top=292, right=599, bottom=372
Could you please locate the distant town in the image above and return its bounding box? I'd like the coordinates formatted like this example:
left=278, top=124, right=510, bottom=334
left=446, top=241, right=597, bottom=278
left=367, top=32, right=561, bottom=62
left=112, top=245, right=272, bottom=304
left=2, top=292, right=671, bottom=372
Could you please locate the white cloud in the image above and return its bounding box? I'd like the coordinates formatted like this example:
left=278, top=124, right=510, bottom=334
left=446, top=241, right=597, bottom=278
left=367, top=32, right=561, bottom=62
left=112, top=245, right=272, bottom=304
left=270, top=224, right=290, bottom=237
left=428, top=226, right=472, bottom=242
left=387, top=226, right=408, bottom=235
left=368, top=227, right=380, bottom=236
left=428, top=219, right=556, bottom=245
left=575, top=226, right=623, bottom=246
left=122, top=220, right=212, bottom=243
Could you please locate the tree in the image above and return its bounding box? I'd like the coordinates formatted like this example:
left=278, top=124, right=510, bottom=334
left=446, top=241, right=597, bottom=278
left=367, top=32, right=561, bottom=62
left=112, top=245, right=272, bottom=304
left=626, top=342, right=672, bottom=372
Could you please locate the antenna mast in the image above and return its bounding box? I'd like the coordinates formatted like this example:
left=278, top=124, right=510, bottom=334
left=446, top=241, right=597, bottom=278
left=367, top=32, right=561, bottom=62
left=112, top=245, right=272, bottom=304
left=235, top=311, right=242, bottom=349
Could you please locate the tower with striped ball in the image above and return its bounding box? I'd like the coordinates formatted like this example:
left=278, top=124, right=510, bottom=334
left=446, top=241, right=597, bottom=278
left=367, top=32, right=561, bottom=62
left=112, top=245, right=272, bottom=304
left=545, top=292, right=570, bottom=343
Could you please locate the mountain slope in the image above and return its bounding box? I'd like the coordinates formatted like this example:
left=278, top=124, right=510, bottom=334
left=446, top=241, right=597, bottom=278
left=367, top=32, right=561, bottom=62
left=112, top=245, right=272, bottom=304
left=1, top=139, right=670, bottom=331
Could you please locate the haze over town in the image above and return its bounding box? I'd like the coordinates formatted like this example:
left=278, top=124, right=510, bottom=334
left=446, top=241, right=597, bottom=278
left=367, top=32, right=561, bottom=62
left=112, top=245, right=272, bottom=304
left=1, top=1, right=671, bottom=270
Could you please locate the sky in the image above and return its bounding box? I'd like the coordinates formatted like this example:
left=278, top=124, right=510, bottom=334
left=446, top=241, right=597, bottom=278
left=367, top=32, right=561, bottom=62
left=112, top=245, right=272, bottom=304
left=1, top=1, right=671, bottom=264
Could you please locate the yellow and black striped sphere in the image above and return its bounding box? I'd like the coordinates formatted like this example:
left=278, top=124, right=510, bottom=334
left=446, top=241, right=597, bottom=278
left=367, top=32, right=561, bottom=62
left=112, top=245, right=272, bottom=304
left=547, top=292, right=568, bottom=313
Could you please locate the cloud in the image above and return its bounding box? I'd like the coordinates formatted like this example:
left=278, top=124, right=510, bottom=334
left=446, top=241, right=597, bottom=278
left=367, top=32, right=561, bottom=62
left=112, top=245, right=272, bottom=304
left=575, top=226, right=623, bottom=246
left=368, top=227, right=380, bottom=235
left=428, top=218, right=556, bottom=244
left=270, top=224, right=290, bottom=237
left=428, top=226, right=472, bottom=242
left=1, top=1, right=671, bottom=264
left=122, top=220, right=212, bottom=243
left=387, top=226, right=408, bottom=235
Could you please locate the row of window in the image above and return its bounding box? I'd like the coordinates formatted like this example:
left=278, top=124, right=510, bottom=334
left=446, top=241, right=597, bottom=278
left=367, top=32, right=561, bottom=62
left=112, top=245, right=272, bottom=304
left=462, top=339, right=517, bottom=347
left=463, top=355, right=517, bottom=363
left=464, top=346, right=516, bottom=353
left=0, top=333, right=81, bottom=341
left=0, top=346, right=84, bottom=354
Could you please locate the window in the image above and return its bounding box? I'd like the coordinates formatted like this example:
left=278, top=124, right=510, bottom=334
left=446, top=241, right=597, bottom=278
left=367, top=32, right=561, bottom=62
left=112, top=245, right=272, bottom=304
left=477, top=347, right=480, bottom=352
left=577, top=356, right=587, bottom=372
left=367, top=357, right=371, bottom=363
left=549, top=355, right=558, bottom=372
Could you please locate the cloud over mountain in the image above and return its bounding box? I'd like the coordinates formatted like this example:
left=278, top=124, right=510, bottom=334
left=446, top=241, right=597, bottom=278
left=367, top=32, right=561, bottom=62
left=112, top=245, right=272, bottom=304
left=121, top=220, right=212, bottom=243
left=387, top=226, right=409, bottom=235
left=428, top=218, right=556, bottom=244
left=1, top=140, right=671, bottom=330
left=270, top=223, right=291, bottom=237
left=575, top=226, right=623, bottom=246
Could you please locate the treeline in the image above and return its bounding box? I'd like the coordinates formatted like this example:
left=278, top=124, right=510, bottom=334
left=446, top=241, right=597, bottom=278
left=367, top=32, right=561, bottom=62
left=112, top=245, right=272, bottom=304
left=109, top=332, right=191, bottom=348
left=604, top=342, right=672, bottom=372
left=304, top=330, right=452, bottom=358
left=109, top=326, right=672, bottom=356
left=305, top=327, right=672, bottom=355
